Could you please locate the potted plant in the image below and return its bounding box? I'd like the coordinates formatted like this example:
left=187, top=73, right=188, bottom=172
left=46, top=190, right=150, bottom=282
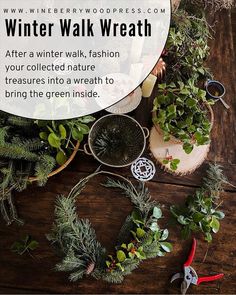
left=163, top=10, right=211, bottom=84
left=152, top=79, right=214, bottom=155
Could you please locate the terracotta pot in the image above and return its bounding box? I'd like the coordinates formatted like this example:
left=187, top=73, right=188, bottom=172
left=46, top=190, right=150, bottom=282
left=171, top=0, right=181, bottom=12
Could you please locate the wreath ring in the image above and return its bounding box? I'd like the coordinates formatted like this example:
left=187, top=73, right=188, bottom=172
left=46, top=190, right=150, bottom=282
left=48, top=170, right=172, bottom=284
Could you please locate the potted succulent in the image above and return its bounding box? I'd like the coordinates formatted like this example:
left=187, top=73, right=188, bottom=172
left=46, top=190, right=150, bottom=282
left=152, top=79, right=214, bottom=155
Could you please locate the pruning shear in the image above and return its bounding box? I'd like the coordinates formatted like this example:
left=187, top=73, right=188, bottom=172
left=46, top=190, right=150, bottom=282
left=171, top=238, right=224, bottom=294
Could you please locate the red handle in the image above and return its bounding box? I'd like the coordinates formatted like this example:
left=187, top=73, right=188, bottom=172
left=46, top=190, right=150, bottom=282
left=184, top=238, right=197, bottom=267
left=197, top=274, right=224, bottom=285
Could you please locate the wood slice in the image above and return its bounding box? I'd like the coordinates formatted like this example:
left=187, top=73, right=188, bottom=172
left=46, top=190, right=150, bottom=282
left=149, top=126, right=210, bottom=176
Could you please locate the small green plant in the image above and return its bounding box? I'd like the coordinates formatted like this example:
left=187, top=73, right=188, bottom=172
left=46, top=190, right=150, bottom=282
left=37, top=116, right=95, bottom=165
left=170, top=189, right=224, bottom=242
left=164, top=10, right=211, bottom=84
left=170, top=164, right=227, bottom=242
left=11, top=235, right=39, bottom=256
left=163, top=157, right=180, bottom=171
left=162, top=149, right=180, bottom=171
left=153, top=79, right=211, bottom=154
left=105, top=206, right=172, bottom=273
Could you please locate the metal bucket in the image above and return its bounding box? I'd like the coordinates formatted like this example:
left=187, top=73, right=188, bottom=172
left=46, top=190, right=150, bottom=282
left=84, top=114, right=149, bottom=168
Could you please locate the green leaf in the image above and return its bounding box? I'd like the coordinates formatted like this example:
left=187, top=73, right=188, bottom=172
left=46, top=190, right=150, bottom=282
left=210, top=216, right=220, bottom=233
left=28, top=240, right=39, bottom=251
left=160, top=242, right=173, bottom=253
left=183, top=143, right=194, bottom=154
left=172, top=159, right=180, bottom=165
left=77, top=123, right=90, bottom=134
left=59, top=124, right=67, bottom=139
left=135, top=251, right=146, bottom=260
left=116, top=263, right=124, bottom=272
left=128, top=252, right=135, bottom=259
left=160, top=229, right=169, bottom=241
left=150, top=222, right=159, bottom=232
left=131, top=210, right=144, bottom=225
left=48, top=133, right=61, bottom=148
left=167, top=104, right=176, bottom=115
left=186, top=98, right=197, bottom=107
left=205, top=232, right=212, bottom=243
left=213, top=211, right=225, bottom=220
left=56, top=151, right=68, bottom=165
left=71, top=128, right=84, bottom=142
left=154, top=231, right=161, bottom=241
left=193, top=212, right=204, bottom=223
left=127, top=243, right=134, bottom=251
left=11, top=236, right=38, bottom=256
left=39, top=132, right=48, bottom=141
left=156, top=250, right=165, bottom=257
left=136, top=228, right=146, bottom=239
left=153, top=207, right=162, bottom=219
left=177, top=215, right=188, bottom=225
left=179, top=88, right=190, bottom=95
left=117, top=250, right=126, bottom=262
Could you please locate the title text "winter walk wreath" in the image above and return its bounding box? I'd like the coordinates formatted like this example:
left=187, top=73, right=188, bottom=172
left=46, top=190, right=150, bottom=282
left=5, top=19, right=152, bottom=37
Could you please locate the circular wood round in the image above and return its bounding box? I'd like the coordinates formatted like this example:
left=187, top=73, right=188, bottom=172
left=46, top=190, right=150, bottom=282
left=149, top=126, right=210, bottom=175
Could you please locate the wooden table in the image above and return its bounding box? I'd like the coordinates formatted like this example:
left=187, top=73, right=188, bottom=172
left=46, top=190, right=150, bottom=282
left=0, top=10, right=235, bottom=295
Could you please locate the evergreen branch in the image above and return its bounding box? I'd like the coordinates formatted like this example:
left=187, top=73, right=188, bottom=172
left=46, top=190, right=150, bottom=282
left=0, top=145, right=39, bottom=162
left=34, top=154, right=56, bottom=186
left=7, top=115, right=34, bottom=127
left=12, top=137, right=44, bottom=152
left=203, top=163, right=228, bottom=198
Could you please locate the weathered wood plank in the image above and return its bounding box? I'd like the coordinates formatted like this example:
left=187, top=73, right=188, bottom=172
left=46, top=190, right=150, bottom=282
left=0, top=175, right=235, bottom=294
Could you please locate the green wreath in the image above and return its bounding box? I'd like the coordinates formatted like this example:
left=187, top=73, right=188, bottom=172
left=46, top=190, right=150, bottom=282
left=48, top=170, right=172, bottom=284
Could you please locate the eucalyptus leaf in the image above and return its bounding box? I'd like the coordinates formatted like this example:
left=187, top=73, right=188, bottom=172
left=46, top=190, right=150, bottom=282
left=153, top=207, right=162, bottom=219
left=160, top=242, right=173, bottom=253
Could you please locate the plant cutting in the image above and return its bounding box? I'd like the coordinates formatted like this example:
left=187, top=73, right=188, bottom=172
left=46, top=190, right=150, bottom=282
left=163, top=10, right=211, bottom=84
left=37, top=116, right=95, bottom=166
left=48, top=170, right=172, bottom=284
left=170, top=164, right=227, bottom=242
left=152, top=79, right=213, bottom=155
left=11, top=235, right=39, bottom=257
